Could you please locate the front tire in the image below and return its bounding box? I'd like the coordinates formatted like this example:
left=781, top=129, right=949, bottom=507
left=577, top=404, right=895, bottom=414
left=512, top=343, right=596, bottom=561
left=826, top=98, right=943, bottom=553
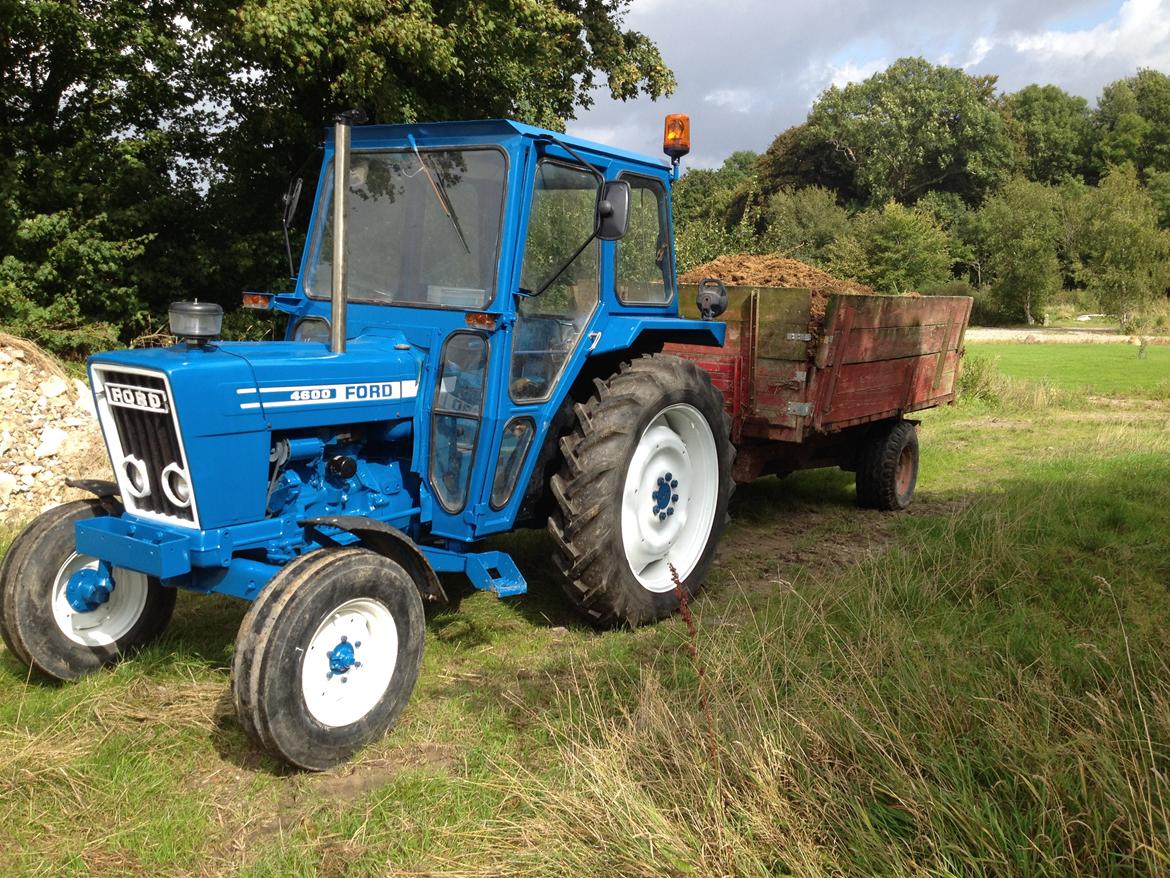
left=0, top=500, right=176, bottom=680
left=231, top=547, right=425, bottom=770
left=549, top=354, right=734, bottom=627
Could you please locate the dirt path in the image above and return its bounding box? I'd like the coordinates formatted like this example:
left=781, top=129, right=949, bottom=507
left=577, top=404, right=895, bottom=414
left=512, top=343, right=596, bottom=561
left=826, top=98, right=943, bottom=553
left=966, top=327, right=1162, bottom=344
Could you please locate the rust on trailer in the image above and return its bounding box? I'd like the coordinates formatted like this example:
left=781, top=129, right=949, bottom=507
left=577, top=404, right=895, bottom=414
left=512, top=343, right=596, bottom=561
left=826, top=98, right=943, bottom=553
left=665, top=284, right=972, bottom=481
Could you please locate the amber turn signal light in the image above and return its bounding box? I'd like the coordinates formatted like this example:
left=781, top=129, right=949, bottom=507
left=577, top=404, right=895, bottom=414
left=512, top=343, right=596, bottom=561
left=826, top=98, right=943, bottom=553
left=241, top=292, right=272, bottom=310
left=663, top=114, right=691, bottom=160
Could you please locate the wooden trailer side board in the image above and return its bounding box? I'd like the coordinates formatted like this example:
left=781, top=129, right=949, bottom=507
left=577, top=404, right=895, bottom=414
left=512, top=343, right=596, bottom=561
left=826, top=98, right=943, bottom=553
left=810, top=293, right=972, bottom=432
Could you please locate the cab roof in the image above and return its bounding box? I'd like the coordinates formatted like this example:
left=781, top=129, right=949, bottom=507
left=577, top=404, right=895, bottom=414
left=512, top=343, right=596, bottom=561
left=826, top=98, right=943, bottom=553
left=329, top=119, right=672, bottom=176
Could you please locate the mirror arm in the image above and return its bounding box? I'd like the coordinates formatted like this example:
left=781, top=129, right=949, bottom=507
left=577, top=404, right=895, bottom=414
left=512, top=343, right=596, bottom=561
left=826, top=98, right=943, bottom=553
left=525, top=230, right=599, bottom=300
left=534, top=134, right=605, bottom=186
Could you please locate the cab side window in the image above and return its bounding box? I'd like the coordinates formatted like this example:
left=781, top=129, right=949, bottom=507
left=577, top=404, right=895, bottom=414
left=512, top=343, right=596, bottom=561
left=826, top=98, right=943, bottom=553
left=616, top=176, right=673, bottom=304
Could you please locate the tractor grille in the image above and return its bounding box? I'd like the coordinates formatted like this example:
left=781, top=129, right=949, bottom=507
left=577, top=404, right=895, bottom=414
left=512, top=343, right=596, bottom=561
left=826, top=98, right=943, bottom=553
left=93, top=367, right=197, bottom=525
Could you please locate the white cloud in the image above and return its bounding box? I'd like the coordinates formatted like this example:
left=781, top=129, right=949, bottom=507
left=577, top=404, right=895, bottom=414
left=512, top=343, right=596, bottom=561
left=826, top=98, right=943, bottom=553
left=1009, top=0, right=1170, bottom=67
left=703, top=87, right=757, bottom=113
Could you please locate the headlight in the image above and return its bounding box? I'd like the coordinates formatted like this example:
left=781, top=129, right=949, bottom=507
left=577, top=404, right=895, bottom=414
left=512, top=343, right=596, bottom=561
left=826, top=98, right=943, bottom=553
left=160, top=463, right=192, bottom=508
left=293, top=317, right=331, bottom=344
left=121, top=455, right=150, bottom=498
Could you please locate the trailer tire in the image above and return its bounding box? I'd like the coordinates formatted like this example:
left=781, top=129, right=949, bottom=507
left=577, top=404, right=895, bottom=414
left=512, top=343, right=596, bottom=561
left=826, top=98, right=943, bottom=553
left=856, top=420, right=919, bottom=511
left=231, top=547, right=424, bottom=770
left=549, top=354, right=734, bottom=627
left=0, top=500, right=176, bottom=680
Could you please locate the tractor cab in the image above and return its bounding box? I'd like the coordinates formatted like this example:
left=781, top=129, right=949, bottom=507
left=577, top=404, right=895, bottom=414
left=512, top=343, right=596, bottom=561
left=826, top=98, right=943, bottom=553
left=258, top=118, right=722, bottom=544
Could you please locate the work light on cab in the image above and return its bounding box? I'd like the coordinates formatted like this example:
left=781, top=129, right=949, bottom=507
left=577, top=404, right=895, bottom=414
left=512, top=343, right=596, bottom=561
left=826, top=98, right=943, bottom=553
left=168, top=300, right=224, bottom=346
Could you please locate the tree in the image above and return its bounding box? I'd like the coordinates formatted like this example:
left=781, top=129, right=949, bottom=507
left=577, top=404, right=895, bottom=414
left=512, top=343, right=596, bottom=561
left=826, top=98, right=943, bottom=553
left=804, top=58, right=1014, bottom=206
left=672, top=150, right=758, bottom=228
left=1148, top=170, right=1170, bottom=229
left=979, top=179, right=1063, bottom=325
left=1002, top=84, right=1093, bottom=184
left=1077, top=165, right=1170, bottom=326
left=753, top=123, right=859, bottom=204
left=1094, top=70, right=1170, bottom=175
left=760, top=186, right=850, bottom=264
left=827, top=201, right=953, bottom=293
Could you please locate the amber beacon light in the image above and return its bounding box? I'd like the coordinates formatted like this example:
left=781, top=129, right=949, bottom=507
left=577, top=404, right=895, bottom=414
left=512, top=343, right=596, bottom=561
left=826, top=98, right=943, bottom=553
left=663, top=114, right=691, bottom=160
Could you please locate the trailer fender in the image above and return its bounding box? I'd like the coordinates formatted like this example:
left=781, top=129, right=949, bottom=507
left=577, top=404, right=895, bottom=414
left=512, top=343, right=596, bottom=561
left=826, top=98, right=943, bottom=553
left=300, top=516, right=447, bottom=605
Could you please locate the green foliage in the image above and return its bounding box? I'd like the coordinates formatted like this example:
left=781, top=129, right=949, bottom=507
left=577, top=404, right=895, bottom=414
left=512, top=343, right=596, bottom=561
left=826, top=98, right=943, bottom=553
left=759, top=186, right=851, bottom=264
left=827, top=201, right=953, bottom=292
left=1076, top=165, right=1170, bottom=325
left=1003, top=84, right=1093, bottom=183
left=671, top=151, right=758, bottom=228
left=1094, top=69, right=1170, bottom=174
left=804, top=57, right=1014, bottom=205
left=980, top=178, right=1063, bottom=324
left=1148, top=170, right=1170, bottom=228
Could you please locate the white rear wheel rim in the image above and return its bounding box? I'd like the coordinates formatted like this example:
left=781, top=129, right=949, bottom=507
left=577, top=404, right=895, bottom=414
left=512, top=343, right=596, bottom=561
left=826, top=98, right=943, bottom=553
left=301, top=597, right=398, bottom=728
left=620, top=403, right=719, bottom=593
left=50, top=553, right=150, bottom=646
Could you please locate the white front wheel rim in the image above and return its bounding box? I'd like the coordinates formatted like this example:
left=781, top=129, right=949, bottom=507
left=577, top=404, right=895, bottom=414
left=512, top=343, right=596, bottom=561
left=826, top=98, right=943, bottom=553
left=302, top=598, right=398, bottom=728
left=50, top=553, right=150, bottom=647
left=620, top=403, right=719, bottom=593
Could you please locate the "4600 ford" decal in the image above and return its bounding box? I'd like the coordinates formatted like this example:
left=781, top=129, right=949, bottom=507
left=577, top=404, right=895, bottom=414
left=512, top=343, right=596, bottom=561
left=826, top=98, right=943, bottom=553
left=236, top=380, right=419, bottom=410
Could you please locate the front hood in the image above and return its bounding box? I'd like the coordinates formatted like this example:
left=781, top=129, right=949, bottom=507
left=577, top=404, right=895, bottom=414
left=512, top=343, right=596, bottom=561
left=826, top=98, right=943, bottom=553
left=88, top=335, right=424, bottom=435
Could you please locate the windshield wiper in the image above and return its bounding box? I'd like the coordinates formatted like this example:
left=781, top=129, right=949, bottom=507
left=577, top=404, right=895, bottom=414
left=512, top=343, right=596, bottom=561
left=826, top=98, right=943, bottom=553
left=408, top=134, right=471, bottom=255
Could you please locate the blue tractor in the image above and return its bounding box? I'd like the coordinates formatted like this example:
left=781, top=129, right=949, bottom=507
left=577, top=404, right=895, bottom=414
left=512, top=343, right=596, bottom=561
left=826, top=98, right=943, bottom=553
left=0, top=114, right=734, bottom=769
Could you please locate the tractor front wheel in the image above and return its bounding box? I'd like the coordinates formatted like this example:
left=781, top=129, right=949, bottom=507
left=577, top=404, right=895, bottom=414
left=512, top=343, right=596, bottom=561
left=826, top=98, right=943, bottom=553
left=0, top=500, right=176, bottom=680
left=549, top=354, right=734, bottom=627
left=231, top=547, right=425, bottom=770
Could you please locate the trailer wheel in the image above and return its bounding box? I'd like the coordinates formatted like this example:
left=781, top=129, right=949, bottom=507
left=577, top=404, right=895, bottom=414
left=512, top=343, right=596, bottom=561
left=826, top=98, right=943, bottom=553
left=856, top=420, right=919, bottom=511
left=231, top=547, right=424, bottom=770
left=549, top=354, right=734, bottom=627
left=0, top=500, right=176, bottom=680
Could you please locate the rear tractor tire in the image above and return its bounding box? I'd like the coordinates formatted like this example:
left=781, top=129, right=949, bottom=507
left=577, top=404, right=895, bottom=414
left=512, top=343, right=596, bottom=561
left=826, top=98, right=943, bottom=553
left=549, top=354, right=734, bottom=627
left=231, top=547, right=425, bottom=770
left=0, top=500, right=176, bottom=681
left=855, top=420, right=919, bottom=511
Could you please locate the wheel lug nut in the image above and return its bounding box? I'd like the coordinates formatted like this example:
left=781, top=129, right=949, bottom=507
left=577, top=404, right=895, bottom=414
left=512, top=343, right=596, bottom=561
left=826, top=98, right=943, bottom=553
left=667, top=508, right=674, bottom=516
left=671, top=480, right=678, bottom=488
left=354, top=661, right=362, bottom=668
left=340, top=635, right=347, bottom=643
left=659, top=512, right=667, bottom=521
left=341, top=676, right=348, bottom=683
left=672, top=494, right=679, bottom=502
left=354, top=641, right=361, bottom=648
left=327, top=672, right=333, bottom=679
left=665, top=472, right=672, bottom=481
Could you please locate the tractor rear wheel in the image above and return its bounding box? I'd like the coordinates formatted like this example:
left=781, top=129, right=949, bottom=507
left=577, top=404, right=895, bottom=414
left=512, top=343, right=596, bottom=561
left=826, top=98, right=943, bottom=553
left=231, top=547, right=425, bottom=770
left=855, top=420, right=919, bottom=511
left=549, top=354, right=734, bottom=627
left=0, top=500, right=176, bottom=680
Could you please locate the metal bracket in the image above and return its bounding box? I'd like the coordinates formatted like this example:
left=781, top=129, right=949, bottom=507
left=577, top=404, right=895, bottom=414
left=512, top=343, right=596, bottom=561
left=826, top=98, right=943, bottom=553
left=785, top=332, right=813, bottom=342
left=787, top=402, right=813, bottom=417
left=793, top=370, right=807, bottom=383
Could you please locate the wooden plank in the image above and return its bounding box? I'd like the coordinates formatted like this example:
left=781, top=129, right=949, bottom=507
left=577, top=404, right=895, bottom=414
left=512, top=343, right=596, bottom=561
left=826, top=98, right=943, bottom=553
left=841, top=323, right=951, bottom=363
left=831, top=294, right=972, bottom=330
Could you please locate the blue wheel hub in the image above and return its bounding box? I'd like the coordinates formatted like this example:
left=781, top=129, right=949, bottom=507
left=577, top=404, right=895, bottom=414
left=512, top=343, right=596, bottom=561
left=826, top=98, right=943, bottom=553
left=651, top=472, right=680, bottom=521
left=65, top=564, right=115, bottom=614
left=327, top=636, right=357, bottom=675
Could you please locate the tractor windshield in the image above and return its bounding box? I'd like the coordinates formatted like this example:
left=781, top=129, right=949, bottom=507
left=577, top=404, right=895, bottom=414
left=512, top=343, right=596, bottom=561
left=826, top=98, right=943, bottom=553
left=306, top=148, right=506, bottom=309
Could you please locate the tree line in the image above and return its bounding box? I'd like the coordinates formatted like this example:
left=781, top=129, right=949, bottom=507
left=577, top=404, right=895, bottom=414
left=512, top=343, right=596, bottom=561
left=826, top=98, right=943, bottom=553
left=675, top=58, right=1170, bottom=331
left=0, top=0, right=671, bottom=354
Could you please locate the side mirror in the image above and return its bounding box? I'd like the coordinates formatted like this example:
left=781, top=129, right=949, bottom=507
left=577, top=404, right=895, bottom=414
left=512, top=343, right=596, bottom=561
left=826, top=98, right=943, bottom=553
left=596, top=180, right=631, bottom=241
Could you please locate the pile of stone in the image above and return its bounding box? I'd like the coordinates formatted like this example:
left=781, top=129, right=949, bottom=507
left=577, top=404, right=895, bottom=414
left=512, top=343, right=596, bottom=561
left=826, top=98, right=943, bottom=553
left=0, top=333, right=109, bottom=523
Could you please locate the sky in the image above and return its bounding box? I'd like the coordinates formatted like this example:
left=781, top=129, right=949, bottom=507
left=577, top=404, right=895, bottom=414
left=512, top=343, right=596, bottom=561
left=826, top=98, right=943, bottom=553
left=566, top=0, right=1170, bottom=169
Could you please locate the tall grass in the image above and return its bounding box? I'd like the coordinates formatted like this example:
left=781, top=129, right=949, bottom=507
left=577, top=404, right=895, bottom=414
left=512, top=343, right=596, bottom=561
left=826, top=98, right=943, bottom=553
left=455, top=453, right=1170, bottom=877
left=958, top=350, right=1063, bottom=409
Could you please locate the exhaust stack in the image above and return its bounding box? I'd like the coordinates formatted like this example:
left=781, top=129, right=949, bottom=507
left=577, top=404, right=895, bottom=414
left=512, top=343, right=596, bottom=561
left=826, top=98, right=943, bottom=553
left=329, top=113, right=355, bottom=354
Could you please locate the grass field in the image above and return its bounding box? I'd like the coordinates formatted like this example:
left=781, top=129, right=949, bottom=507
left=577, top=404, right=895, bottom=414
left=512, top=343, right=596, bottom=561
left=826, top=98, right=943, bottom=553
left=2, top=344, right=1169, bottom=876
left=968, top=341, right=1170, bottom=397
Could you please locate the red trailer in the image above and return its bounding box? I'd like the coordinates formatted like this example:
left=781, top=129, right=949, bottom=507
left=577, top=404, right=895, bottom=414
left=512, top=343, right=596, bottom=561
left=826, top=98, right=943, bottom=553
left=666, top=285, right=973, bottom=509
